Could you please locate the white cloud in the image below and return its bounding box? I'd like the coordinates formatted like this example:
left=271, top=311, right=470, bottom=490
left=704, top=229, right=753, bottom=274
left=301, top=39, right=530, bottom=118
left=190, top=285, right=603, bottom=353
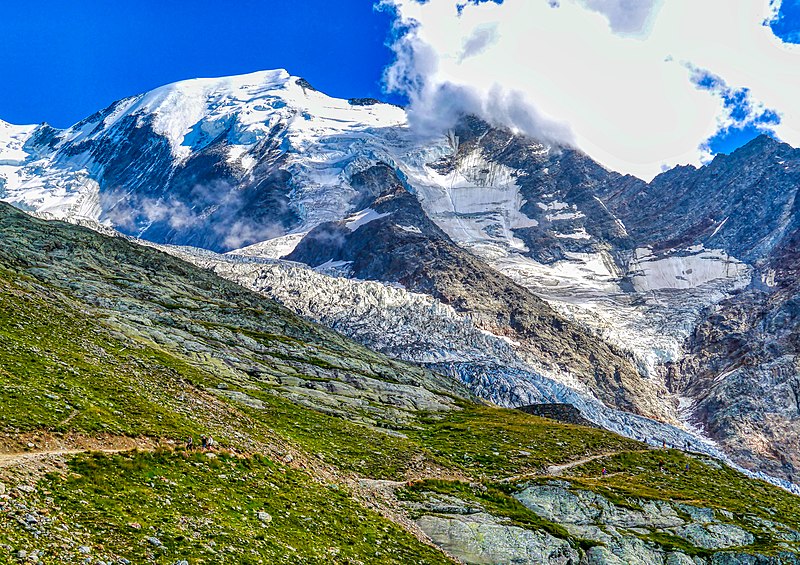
left=581, top=0, right=663, bottom=36
left=381, top=0, right=800, bottom=180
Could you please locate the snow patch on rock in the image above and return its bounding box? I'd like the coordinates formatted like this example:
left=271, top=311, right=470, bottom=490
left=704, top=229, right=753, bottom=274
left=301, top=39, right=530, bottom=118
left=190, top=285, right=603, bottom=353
left=344, top=208, right=392, bottom=231
left=228, top=232, right=308, bottom=259
left=629, top=246, right=751, bottom=292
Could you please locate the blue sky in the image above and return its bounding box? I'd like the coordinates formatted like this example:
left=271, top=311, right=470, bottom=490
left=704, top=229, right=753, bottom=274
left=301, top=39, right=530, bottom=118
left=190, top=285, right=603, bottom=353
left=0, top=0, right=403, bottom=128
left=1, top=0, right=798, bottom=168
left=771, top=0, right=800, bottom=43
left=702, top=0, right=800, bottom=155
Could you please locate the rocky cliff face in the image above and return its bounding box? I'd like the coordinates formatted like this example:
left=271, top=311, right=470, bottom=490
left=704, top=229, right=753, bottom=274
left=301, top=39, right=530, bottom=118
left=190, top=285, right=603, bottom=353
left=587, top=134, right=800, bottom=483
left=599, top=135, right=800, bottom=264
left=432, top=115, right=631, bottom=265
left=670, top=228, right=800, bottom=483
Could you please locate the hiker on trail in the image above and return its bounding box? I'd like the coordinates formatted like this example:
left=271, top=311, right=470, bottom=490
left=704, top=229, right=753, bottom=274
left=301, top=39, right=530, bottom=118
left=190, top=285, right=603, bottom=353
left=685, top=463, right=690, bottom=473
left=186, top=436, right=194, bottom=451
left=659, top=459, right=665, bottom=473
left=201, top=435, right=208, bottom=449
left=602, top=467, right=607, bottom=477
left=207, top=436, right=215, bottom=449
left=662, top=440, right=667, bottom=449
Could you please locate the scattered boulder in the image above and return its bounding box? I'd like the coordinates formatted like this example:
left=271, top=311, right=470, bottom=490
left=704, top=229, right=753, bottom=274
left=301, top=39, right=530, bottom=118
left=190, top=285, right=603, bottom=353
left=257, top=511, right=272, bottom=523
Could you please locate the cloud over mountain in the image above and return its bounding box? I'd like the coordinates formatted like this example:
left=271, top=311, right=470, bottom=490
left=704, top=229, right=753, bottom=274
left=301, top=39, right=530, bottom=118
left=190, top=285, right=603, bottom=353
left=382, top=0, right=800, bottom=179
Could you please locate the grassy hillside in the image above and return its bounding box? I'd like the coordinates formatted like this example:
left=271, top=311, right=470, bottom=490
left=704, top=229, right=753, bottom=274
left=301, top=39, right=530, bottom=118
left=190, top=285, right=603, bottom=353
left=2, top=450, right=452, bottom=565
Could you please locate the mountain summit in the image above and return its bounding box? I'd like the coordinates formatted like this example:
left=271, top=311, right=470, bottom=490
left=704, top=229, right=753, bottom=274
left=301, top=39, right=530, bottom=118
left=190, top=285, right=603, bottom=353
left=0, top=69, right=406, bottom=250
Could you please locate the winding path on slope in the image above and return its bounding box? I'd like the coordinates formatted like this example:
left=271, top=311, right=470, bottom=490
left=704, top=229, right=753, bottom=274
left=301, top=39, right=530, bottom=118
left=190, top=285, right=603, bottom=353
left=499, top=448, right=654, bottom=483
left=0, top=448, right=140, bottom=469
left=546, top=451, right=626, bottom=475
left=0, top=433, right=167, bottom=472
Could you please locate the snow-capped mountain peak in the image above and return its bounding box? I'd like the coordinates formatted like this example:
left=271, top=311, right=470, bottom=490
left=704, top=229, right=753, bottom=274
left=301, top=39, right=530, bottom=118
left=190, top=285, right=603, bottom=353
left=114, top=68, right=406, bottom=159
left=0, top=69, right=409, bottom=248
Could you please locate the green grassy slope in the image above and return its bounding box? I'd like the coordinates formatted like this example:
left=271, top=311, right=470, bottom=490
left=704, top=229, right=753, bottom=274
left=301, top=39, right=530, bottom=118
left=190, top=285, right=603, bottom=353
left=2, top=451, right=452, bottom=565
